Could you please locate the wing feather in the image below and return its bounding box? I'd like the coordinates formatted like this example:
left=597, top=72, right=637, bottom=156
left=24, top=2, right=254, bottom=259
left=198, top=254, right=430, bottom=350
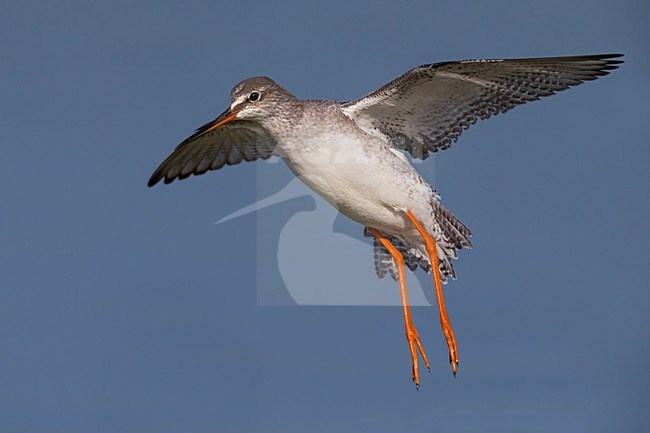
left=148, top=120, right=278, bottom=186
left=341, top=54, right=623, bottom=159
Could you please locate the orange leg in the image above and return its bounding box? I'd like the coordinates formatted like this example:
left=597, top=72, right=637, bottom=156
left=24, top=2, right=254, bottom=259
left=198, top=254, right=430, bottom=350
left=368, top=227, right=430, bottom=389
left=405, top=210, right=459, bottom=376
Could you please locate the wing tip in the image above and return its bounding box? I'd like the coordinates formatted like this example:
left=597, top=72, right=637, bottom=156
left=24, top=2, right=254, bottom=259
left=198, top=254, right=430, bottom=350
left=148, top=163, right=218, bottom=187
left=147, top=171, right=166, bottom=187
left=591, top=53, right=625, bottom=67
left=147, top=167, right=179, bottom=187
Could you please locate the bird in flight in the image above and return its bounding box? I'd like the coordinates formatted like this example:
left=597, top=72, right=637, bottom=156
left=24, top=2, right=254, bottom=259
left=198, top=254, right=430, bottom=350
left=148, top=54, right=622, bottom=389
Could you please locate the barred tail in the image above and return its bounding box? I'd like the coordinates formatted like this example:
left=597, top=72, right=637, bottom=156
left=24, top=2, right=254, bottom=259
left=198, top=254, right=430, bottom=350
left=364, top=201, right=472, bottom=284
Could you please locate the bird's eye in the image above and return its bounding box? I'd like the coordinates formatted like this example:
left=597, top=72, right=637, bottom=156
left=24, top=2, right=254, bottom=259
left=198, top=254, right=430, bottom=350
left=249, top=91, right=260, bottom=102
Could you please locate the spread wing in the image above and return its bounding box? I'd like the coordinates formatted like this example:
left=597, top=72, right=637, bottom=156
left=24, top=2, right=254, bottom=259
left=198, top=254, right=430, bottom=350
left=148, top=116, right=278, bottom=187
left=341, top=54, right=623, bottom=159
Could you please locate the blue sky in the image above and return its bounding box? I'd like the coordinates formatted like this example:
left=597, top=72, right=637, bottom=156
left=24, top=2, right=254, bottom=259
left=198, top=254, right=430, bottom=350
left=1, top=1, right=648, bottom=432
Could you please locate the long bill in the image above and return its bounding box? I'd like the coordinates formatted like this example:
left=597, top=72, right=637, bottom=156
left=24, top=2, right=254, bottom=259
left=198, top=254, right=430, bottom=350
left=176, top=107, right=241, bottom=148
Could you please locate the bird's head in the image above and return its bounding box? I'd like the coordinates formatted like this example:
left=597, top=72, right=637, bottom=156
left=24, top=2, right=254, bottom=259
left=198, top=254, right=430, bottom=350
left=160, top=76, right=299, bottom=158
left=219, top=76, right=297, bottom=123
left=184, top=77, right=297, bottom=143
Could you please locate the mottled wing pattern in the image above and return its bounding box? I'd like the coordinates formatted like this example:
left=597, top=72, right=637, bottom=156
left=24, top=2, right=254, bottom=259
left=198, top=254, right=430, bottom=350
left=148, top=120, right=277, bottom=186
left=342, top=54, right=623, bottom=159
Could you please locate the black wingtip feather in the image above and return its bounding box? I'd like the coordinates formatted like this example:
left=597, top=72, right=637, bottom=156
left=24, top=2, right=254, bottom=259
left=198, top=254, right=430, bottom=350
left=147, top=171, right=164, bottom=187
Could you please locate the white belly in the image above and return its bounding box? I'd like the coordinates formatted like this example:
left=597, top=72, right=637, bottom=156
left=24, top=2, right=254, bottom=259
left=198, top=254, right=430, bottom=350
left=278, top=132, right=434, bottom=234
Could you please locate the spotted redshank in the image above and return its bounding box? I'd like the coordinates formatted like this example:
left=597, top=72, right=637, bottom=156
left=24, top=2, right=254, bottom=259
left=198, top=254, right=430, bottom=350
left=148, top=54, right=623, bottom=388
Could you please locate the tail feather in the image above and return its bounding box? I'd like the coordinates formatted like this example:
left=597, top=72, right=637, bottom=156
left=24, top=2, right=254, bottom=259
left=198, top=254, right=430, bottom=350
left=433, top=201, right=473, bottom=250
left=364, top=201, right=472, bottom=284
left=365, top=229, right=423, bottom=279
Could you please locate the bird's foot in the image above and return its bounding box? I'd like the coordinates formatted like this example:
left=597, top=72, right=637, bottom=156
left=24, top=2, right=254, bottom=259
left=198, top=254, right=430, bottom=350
left=405, top=320, right=430, bottom=389
left=440, top=317, right=459, bottom=376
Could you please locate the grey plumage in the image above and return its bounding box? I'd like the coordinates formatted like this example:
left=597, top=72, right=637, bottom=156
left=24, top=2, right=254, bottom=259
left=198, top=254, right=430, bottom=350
left=146, top=54, right=622, bottom=385
left=149, top=55, right=622, bottom=187
left=148, top=54, right=621, bottom=283
left=148, top=77, right=293, bottom=186
left=342, top=54, right=623, bottom=159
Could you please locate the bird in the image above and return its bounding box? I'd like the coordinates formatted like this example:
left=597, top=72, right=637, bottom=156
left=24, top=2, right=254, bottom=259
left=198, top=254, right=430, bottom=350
left=148, top=54, right=623, bottom=389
